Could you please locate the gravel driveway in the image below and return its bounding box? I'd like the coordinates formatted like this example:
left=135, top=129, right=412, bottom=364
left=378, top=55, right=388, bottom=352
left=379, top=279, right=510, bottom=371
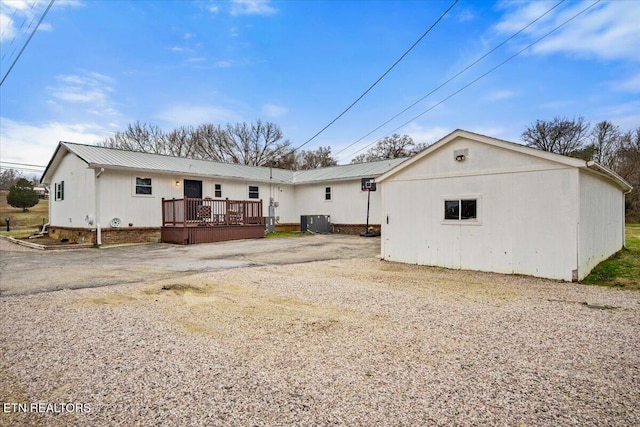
left=1, top=236, right=639, bottom=426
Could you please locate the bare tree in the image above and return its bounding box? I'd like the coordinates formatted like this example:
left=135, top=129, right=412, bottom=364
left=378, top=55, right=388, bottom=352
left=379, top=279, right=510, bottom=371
left=0, top=168, right=21, bottom=190
left=100, top=120, right=292, bottom=167
left=616, top=127, right=640, bottom=222
left=192, top=123, right=230, bottom=161
left=223, top=120, right=292, bottom=166
left=165, top=125, right=197, bottom=158
left=101, top=121, right=168, bottom=154
left=588, top=121, right=621, bottom=169
left=350, top=134, right=424, bottom=163
left=296, top=146, right=338, bottom=170
left=521, top=117, right=590, bottom=156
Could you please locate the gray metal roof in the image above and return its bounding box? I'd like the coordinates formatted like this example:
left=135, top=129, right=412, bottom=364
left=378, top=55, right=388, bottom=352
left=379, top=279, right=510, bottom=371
left=56, top=142, right=295, bottom=184
left=41, top=142, right=406, bottom=185
left=292, top=157, right=408, bottom=183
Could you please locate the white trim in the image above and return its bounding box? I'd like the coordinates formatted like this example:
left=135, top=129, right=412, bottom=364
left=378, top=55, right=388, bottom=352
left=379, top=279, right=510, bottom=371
left=132, top=176, right=154, bottom=198
left=440, top=194, right=482, bottom=226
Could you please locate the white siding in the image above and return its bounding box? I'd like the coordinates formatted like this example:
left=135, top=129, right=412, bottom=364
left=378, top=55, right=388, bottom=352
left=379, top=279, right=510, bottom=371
left=49, top=153, right=95, bottom=228
left=577, top=170, right=625, bottom=279
left=381, top=138, right=581, bottom=281
left=294, top=180, right=382, bottom=224
left=96, top=172, right=296, bottom=228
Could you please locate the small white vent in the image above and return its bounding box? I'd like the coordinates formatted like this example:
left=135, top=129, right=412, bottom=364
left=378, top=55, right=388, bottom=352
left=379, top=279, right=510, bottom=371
left=110, top=217, right=122, bottom=228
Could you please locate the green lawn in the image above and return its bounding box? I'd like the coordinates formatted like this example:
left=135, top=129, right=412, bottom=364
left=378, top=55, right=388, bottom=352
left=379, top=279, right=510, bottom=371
left=583, top=224, right=640, bottom=290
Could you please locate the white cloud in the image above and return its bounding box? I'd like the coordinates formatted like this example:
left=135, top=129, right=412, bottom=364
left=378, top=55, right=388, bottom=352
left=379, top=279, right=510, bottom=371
left=156, top=105, right=244, bottom=127
left=230, top=0, right=277, bottom=16
left=495, top=1, right=640, bottom=61
left=455, top=9, right=475, bottom=23
left=38, top=22, right=52, bottom=32
left=483, top=90, right=517, bottom=101
left=611, top=72, right=640, bottom=94
left=0, top=12, right=16, bottom=42
left=261, top=104, right=288, bottom=118
left=0, top=118, right=108, bottom=167
left=207, top=4, right=219, bottom=14
left=400, top=123, right=451, bottom=145
left=48, top=72, right=118, bottom=116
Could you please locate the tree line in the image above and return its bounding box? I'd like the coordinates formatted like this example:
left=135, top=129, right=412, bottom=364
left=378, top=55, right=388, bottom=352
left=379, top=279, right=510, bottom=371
left=522, top=117, right=639, bottom=221
left=99, top=117, right=637, bottom=220
left=99, top=120, right=338, bottom=171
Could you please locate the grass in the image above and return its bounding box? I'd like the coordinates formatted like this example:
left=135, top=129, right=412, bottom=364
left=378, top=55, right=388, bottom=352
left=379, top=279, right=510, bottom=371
left=265, top=231, right=310, bottom=238
left=583, top=223, right=640, bottom=290
left=0, top=190, right=49, bottom=237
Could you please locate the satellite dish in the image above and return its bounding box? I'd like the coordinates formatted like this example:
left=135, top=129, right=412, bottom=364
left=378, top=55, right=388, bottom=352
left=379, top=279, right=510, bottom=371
left=110, top=217, right=122, bottom=228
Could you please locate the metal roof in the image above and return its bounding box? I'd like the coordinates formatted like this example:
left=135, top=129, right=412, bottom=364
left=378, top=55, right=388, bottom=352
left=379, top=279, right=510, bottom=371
left=52, top=142, right=295, bottom=184
left=292, top=157, right=408, bottom=183
left=41, top=142, right=406, bottom=185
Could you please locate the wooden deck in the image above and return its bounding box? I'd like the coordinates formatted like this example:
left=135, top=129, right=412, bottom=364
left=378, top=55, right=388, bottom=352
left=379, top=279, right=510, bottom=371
left=161, top=198, right=264, bottom=244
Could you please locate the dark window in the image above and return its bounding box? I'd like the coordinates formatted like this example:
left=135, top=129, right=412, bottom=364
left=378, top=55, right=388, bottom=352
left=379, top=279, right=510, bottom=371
left=249, top=185, right=259, bottom=199
left=444, top=199, right=477, bottom=221
left=135, top=177, right=152, bottom=195
left=55, top=181, right=64, bottom=201
left=325, top=187, right=331, bottom=200
left=215, top=184, right=222, bottom=198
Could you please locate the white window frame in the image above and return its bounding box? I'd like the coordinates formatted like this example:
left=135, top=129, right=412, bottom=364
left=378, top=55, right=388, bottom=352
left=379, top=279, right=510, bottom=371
left=55, top=181, right=64, bottom=201
left=441, top=195, right=481, bottom=225
left=133, top=177, right=154, bottom=197
left=214, top=183, right=222, bottom=198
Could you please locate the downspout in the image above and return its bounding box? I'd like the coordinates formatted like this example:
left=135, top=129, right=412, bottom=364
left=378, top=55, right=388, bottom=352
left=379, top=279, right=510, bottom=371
left=95, top=168, right=104, bottom=246
left=40, top=184, right=51, bottom=235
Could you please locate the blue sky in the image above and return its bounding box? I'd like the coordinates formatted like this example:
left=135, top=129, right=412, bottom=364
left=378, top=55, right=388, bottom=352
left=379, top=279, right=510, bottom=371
left=1, top=0, right=639, bottom=176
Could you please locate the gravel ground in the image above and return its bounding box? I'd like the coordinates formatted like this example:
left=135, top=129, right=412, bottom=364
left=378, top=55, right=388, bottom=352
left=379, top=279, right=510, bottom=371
left=1, top=255, right=639, bottom=426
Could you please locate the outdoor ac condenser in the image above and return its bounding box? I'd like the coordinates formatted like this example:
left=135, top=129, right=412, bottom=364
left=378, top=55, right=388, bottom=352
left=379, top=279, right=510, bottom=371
left=300, top=215, right=332, bottom=234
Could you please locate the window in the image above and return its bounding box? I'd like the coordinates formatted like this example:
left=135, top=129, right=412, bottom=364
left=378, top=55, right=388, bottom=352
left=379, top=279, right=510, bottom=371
left=215, top=184, right=222, bottom=198
left=248, top=185, right=259, bottom=199
left=444, top=199, right=477, bottom=221
left=135, top=177, right=152, bottom=195
left=55, top=181, right=64, bottom=201
left=325, top=187, right=331, bottom=201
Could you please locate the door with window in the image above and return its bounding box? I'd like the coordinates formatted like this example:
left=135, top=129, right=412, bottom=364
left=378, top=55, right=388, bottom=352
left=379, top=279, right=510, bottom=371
left=184, top=180, right=203, bottom=221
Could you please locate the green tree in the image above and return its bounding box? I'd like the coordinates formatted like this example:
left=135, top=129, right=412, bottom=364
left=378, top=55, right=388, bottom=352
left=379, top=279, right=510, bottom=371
left=6, top=178, right=39, bottom=212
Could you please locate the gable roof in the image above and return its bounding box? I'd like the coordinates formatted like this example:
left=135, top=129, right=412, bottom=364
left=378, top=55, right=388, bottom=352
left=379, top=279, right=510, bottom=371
left=376, top=129, right=632, bottom=193
left=41, top=142, right=406, bottom=185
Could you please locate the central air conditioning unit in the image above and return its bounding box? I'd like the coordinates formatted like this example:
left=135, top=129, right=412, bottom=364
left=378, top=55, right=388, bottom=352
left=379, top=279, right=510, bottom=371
left=300, top=215, right=332, bottom=234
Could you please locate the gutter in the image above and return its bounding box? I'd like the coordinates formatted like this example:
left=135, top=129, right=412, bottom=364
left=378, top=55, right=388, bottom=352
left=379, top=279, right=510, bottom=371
left=585, top=161, right=633, bottom=193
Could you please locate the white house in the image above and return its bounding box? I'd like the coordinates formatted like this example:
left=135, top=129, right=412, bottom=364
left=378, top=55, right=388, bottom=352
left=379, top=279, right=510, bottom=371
left=40, top=142, right=405, bottom=244
left=376, top=129, right=632, bottom=281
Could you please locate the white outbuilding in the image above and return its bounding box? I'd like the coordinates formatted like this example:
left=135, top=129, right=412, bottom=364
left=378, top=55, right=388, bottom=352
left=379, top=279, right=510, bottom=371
left=376, top=129, right=633, bottom=281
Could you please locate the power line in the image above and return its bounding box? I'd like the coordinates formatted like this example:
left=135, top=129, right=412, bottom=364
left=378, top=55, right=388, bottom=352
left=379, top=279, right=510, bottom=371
left=343, top=0, right=601, bottom=161
left=334, top=0, right=566, bottom=159
left=291, top=0, right=459, bottom=153
left=0, top=0, right=55, bottom=88
left=0, top=161, right=46, bottom=168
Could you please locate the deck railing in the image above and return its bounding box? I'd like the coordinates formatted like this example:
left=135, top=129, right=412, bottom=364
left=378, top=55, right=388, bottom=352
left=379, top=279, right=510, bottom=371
left=162, top=198, right=264, bottom=227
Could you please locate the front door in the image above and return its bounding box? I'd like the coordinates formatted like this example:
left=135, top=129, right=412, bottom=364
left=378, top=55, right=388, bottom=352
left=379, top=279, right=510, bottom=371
left=184, top=180, right=203, bottom=221
left=184, top=180, right=202, bottom=198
